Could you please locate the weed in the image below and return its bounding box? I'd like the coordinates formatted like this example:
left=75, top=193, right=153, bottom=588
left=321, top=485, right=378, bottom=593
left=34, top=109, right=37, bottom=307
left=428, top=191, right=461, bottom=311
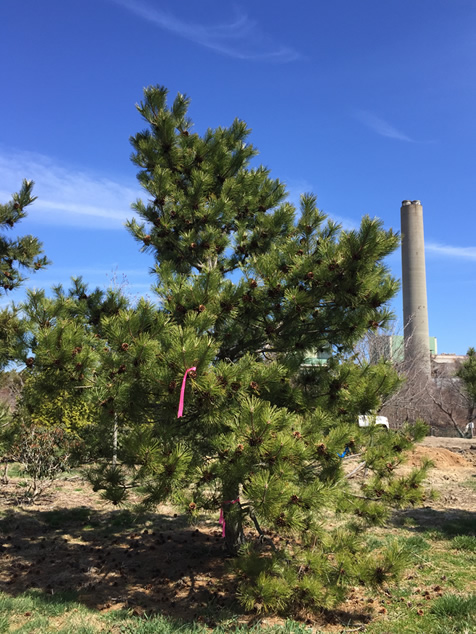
left=42, top=507, right=93, bottom=528
left=6, top=462, right=23, bottom=478
left=461, top=477, right=476, bottom=492
left=451, top=535, right=476, bottom=552
left=423, top=528, right=444, bottom=540
left=430, top=593, right=476, bottom=617
left=423, top=516, right=476, bottom=540
left=366, top=536, right=384, bottom=551
left=0, top=614, right=8, bottom=634
left=110, top=509, right=137, bottom=528
left=401, top=535, right=431, bottom=554
left=440, top=517, right=476, bottom=538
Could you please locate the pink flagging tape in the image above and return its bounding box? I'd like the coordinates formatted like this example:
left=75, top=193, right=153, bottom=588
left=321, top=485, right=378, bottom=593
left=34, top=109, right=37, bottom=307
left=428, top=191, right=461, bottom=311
left=219, top=497, right=240, bottom=538
left=177, top=366, right=197, bottom=418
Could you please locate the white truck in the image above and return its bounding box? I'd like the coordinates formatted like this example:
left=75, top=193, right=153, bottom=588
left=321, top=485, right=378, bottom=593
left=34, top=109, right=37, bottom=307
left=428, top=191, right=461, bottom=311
left=358, top=415, right=390, bottom=430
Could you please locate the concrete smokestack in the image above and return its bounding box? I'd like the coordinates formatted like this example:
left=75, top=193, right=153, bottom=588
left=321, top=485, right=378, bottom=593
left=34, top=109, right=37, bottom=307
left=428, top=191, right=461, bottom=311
left=400, top=200, right=431, bottom=376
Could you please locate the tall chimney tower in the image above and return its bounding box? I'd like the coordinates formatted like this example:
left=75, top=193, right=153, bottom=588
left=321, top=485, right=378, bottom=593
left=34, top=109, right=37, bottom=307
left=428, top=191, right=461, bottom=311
left=400, top=200, right=431, bottom=376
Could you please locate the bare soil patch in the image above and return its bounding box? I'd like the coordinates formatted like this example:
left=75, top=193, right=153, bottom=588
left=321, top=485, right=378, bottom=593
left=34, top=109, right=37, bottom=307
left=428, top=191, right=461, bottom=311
left=398, top=437, right=476, bottom=514
left=406, top=446, right=470, bottom=469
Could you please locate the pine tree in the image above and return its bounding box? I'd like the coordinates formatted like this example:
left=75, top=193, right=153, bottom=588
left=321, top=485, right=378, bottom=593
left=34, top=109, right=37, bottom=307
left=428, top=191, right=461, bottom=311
left=0, top=181, right=49, bottom=369
left=20, top=86, right=431, bottom=615
left=456, top=347, right=476, bottom=423
left=17, top=279, right=131, bottom=458
left=0, top=180, right=48, bottom=293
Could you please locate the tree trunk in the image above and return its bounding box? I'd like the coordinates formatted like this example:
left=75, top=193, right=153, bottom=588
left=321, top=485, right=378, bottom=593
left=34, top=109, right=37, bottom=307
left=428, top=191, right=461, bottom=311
left=222, top=484, right=245, bottom=555
left=2, top=460, right=8, bottom=484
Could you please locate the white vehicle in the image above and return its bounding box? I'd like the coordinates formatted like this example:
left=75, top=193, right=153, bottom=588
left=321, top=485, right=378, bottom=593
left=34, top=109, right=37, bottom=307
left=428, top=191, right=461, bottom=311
left=358, top=415, right=389, bottom=430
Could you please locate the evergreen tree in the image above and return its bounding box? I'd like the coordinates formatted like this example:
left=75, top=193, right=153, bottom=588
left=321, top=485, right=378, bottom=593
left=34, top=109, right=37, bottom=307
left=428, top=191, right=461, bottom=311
left=0, top=180, right=48, bottom=293
left=17, top=279, right=130, bottom=459
left=21, top=87, right=431, bottom=615
left=0, top=180, right=49, bottom=369
left=456, top=347, right=476, bottom=423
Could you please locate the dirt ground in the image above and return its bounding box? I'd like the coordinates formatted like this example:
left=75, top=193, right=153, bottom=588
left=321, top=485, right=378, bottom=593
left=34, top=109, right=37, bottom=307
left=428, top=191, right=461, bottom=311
left=404, top=436, right=476, bottom=512
left=0, top=437, right=475, bottom=631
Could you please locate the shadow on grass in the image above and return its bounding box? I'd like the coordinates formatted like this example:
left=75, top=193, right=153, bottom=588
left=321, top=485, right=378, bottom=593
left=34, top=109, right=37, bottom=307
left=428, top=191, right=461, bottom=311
left=0, top=503, right=242, bottom=628
left=0, top=585, right=326, bottom=634
left=0, top=503, right=378, bottom=632
left=392, top=506, right=476, bottom=538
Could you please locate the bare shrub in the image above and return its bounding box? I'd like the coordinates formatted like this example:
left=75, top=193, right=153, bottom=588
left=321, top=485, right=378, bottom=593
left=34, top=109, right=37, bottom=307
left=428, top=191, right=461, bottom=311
left=10, top=424, right=77, bottom=501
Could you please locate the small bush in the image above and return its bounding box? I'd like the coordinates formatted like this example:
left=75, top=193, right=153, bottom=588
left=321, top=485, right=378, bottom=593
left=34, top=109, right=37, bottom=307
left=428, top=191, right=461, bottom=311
left=10, top=424, right=78, bottom=500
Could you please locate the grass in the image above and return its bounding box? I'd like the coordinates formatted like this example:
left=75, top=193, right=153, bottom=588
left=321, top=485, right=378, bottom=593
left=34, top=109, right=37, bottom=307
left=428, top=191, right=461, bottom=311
left=366, top=595, right=476, bottom=634
left=451, top=535, right=476, bottom=552
left=422, top=515, right=476, bottom=540
left=0, top=586, right=474, bottom=634
left=1, top=464, right=475, bottom=633
left=360, top=519, right=476, bottom=634
left=462, top=476, right=476, bottom=493
left=0, top=590, right=315, bottom=633
left=1, top=526, right=474, bottom=634
left=5, top=463, right=24, bottom=478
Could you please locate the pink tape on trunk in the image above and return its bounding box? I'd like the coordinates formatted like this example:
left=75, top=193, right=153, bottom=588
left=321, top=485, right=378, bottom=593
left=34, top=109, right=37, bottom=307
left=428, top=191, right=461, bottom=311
left=177, top=366, right=197, bottom=418
left=219, top=497, right=240, bottom=538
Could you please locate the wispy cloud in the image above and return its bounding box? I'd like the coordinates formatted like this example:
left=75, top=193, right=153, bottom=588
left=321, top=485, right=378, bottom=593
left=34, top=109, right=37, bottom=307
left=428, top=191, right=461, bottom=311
left=355, top=111, right=414, bottom=142
left=426, top=241, right=476, bottom=260
left=109, top=0, right=300, bottom=62
left=0, top=148, right=140, bottom=230
left=286, top=179, right=358, bottom=231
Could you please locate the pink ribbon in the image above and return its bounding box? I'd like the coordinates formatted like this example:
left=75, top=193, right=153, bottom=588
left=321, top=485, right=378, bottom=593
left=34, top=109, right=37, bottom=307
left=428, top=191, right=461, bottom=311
left=177, top=366, right=197, bottom=418
left=219, top=497, right=240, bottom=537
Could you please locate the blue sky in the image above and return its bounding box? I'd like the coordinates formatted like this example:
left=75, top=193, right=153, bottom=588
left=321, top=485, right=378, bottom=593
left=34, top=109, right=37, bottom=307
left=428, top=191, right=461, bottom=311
left=1, top=0, right=475, bottom=354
